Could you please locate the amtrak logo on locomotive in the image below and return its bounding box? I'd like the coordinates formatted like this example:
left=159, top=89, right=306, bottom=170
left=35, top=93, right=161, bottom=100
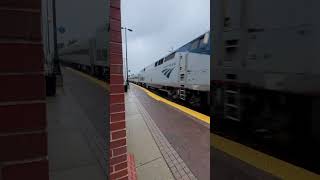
left=161, top=63, right=176, bottom=78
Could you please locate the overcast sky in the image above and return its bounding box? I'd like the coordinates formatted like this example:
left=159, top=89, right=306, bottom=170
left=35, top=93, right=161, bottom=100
left=121, top=0, right=210, bottom=74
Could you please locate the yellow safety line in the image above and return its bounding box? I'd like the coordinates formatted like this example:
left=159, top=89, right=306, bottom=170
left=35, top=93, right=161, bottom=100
left=65, top=67, right=110, bottom=90
left=211, top=133, right=320, bottom=180
left=132, top=83, right=210, bottom=124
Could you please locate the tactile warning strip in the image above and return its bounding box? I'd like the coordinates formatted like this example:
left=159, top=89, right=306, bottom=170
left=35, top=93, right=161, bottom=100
left=134, top=93, right=198, bottom=180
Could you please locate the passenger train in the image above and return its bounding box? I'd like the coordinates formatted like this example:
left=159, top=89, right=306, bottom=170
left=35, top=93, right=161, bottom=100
left=59, top=26, right=109, bottom=80
left=130, top=31, right=211, bottom=109
left=211, top=0, right=320, bottom=173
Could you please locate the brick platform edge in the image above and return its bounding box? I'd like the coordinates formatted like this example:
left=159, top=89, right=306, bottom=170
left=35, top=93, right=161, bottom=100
left=0, top=1, right=49, bottom=180
left=108, top=0, right=137, bottom=179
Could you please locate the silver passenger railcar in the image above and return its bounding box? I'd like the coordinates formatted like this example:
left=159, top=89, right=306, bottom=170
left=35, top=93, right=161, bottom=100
left=59, top=26, right=109, bottom=80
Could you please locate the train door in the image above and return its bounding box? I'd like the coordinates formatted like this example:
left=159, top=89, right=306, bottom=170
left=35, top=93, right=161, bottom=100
left=179, top=53, right=187, bottom=100
left=179, top=54, right=187, bottom=82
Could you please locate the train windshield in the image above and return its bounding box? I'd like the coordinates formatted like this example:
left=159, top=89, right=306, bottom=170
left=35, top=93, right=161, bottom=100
left=203, top=32, right=209, bottom=44
left=199, top=32, right=210, bottom=51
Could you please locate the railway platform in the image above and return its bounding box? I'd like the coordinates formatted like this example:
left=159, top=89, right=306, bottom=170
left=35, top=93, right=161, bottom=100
left=130, top=82, right=274, bottom=180
left=125, top=87, right=175, bottom=179
left=128, top=83, right=282, bottom=180
left=129, top=83, right=320, bottom=180
left=127, top=84, right=210, bottom=180
left=47, top=67, right=107, bottom=180
left=44, top=66, right=320, bottom=180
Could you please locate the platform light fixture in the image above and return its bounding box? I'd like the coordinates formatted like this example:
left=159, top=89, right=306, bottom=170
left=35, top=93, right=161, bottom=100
left=121, top=27, right=133, bottom=90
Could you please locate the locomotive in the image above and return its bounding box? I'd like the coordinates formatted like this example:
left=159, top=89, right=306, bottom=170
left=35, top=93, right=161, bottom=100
left=130, top=31, right=211, bottom=109
left=211, top=0, right=320, bottom=173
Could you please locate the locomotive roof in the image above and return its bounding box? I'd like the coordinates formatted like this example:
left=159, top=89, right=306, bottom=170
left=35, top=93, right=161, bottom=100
left=139, top=31, right=210, bottom=73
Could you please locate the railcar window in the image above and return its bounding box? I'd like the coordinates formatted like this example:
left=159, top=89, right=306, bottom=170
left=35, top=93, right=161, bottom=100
left=63, top=49, right=89, bottom=55
left=164, top=53, right=175, bottom=62
left=96, top=49, right=107, bottom=60
left=159, top=59, right=163, bottom=65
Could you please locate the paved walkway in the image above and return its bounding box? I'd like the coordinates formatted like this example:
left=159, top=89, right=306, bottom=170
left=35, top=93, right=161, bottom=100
left=129, top=84, right=210, bottom=180
left=126, top=85, right=201, bottom=180
left=126, top=87, right=174, bottom=180
left=47, top=67, right=107, bottom=180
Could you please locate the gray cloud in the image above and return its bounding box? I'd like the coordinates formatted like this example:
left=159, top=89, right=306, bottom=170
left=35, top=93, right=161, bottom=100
left=121, top=0, right=210, bottom=74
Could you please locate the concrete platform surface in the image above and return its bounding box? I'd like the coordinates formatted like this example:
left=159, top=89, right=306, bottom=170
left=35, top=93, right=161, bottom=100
left=129, top=84, right=209, bottom=180
left=125, top=90, right=175, bottom=180
left=47, top=67, right=107, bottom=180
